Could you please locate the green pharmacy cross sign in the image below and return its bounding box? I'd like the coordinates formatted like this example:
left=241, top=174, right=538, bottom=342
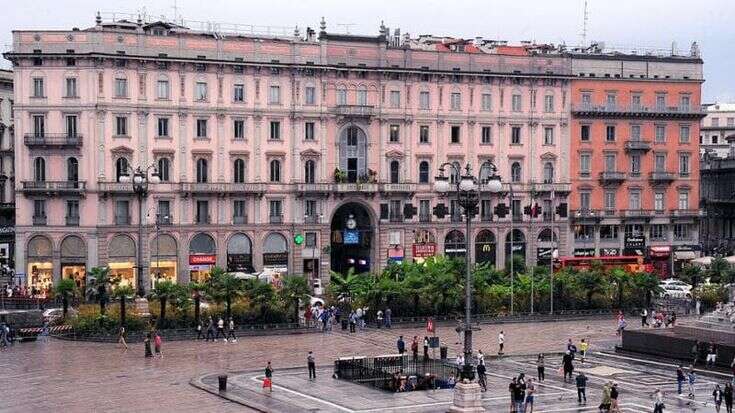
left=294, top=234, right=305, bottom=245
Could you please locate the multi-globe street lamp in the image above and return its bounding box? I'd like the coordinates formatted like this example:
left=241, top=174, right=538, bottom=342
left=434, top=161, right=502, bottom=380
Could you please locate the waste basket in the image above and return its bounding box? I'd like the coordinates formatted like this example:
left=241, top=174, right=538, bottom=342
left=218, top=374, right=227, bottom=392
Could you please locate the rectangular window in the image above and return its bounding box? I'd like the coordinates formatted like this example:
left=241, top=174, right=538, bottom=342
left=600, top=225, right=618, bottom=240
left=419, top=125, right=429, bottom=144
left=581, top=93, right=591, bottom=107
left=544, top=95, right=554, bottom=112
left=580, top=154, right=591, bottom=176
left=419, top=91, right=430, bottom=109
left=511, top=126, right=521, bottom=144
left=233, top=120, right=245, bottom=140
left=625, top=224, right=644, bottom=238
left=305, top=232, right=317, bottom=247
left=66, top=200, right=80, bottom=225
left=450, top=92, right=461, bottom=110
left=656, top=94, right=666, bottom=110
left=66, top=115, right=77, bottom=137
left=655, top=154, right=666, bottom=171
left=65, top=78, right=77, bottom=97
left=304, top=199, right=317, bottom=218
left=157, top=117, right=169, bottom=137
left=575, top=225, right=594, bottom=241
left=304, top=122, right=315, bottom=140
left=305, top=86, right=316, bottom=105
left=511, top=94, right=522, bottom=112
left=450, top=126, right=460, bottom=144
left=389, top=200, right=402, bottom=221
left=269, top=200, right=282, bottom=217
left=580, top=192, right=591, bottom=210
left=157, top=79, right=169, bottom=99
left=115, top=200, right=130, bottom=224
left=631, top=125, right=641, bottom=140
left=712, top=118, right=720, bottom=127
left=604, top=154, right=616, bottom=172
left=679, top=125, right=690, bottom=143
left=195, top=82, right=207, bottom=101
left=32, top=77, right=45, bottom=97
left=678, top=191, right=689, bottom=209
left=679, top=153, right=690, bottom=176
left=680, top=95, right=690, bottom=110
left=389, top=124, right=400, bottom=142
left=114, top=78, right=128, bottom=98
left=630, top=154, right=641, bottom=175
left=233, top=200, right=246, bottom=223
left=511, top=199, right=522, bottom=220
left=543, top=127, right=554, bottom=145
left=481, top=93, right=492, bottom=111
left=270, top=121, right=281, bottom=140
left=604, top=191, right=616, bottom=210
left=196, top=200, right=209, bottom=224
left=157, top=200, right=171, bottom=224
left=654, top=192, right=664, bottom=211
left=33, top=115, right=45, bottom=137
left=606, top=94, right=617, bottom=109
left=196, top=119, right=208, bottom=138
left=728, top=117, right=734, bottom=127
left=580, top=125, right=590, bottom=141
left=233, top=84, right=244, bottom=102
left=357, top=89, right=367, bottom=105
left=269, top=85, right=281, bottom=104
left=655, top=125, right=666, bottom=143
left=480, top=199, right=492, bottom=220
left=115, top=116, right=127, bottom=136
left=419, top=200, right=431, bottom=222
left=674, top=224, right=691, bottom=240
left=336, top=89, right=347, bottom=105
left=34, top=199, right=46, bottom=218
left=629, top=191, right=641, bottom=210
left=631, top=95, right=641, bottom=110
left=606, top=125, right=616, bottom=142
left=650, top=224, right=666, bottom=240
left=481, top=126, right=492, bottom=144
left=390, top=90, right=401, bottom=108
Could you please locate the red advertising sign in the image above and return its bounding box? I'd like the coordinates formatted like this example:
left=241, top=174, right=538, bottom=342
left=412, top=243, right=437, bottom=258
left=427, top=318, right=435, bottom=333
left=189, top=254, right=216, bottom=265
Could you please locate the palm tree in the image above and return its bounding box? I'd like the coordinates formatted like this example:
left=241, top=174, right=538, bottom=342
left=609, top=268, right=631, bottom=309
left=575, top=268, right=605, bottom=308
left=53, top=278, right=77, bottom=318
left=86, top=266, right=116, bottom=316
left=680, top=264, right=703, bottom=287
left=171, top=284, right=193, bottom=322
left=278, top=275, right=311, bottom=323
left=188, top=281, right=206, bottom=325
left=633, top=273, right=662, bottom=308
left=149, top=280, right=177, bottom=327
left=247, top=279, right=275, bottom=321
left=111, top=284, right=135, bottom=327
left=206, top=267, right=246, bottom=321
left=328, top=267, right=362, bottom=303
left=707, top=257, right=731, bottom=285
left=402, top=269, right=426, bottom=316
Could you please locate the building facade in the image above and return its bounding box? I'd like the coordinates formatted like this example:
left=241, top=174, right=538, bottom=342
left=569, top=54, right=704, bottom=276
left=700, top=103, right=735, bottom=159
left=0, top=69, right=15, bottom=283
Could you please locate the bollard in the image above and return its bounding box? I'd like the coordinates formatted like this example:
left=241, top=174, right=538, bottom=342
left=218, top=374, right=227, bottom=392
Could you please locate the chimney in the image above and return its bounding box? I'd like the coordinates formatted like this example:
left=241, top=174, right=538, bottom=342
left=319, top=16, right=326, bottom=35
left=95, top=11, right=102, bottom=26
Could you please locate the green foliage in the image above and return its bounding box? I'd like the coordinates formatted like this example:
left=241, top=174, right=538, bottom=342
left=693, top=284, right=728, bottom=310
left=278, top=275, right=311, bottom=322
left=206, top=267, right=247, bottom=320
left=86, top=266, right=118, bottom=316
left=707, top=257, right=731, bottom=285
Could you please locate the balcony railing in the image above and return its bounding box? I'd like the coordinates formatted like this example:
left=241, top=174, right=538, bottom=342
left=296, top=183, right=332, bottom=194
left=621, top=209, right=655, bottom=219
left=419, top=214, right=432, bottom=223
left=389, top=214, right=404, bottom=223
left=24, top=133, right=83, bottom=147
left=232, top=215, right=248, bottom=224
left=380, top=183, right=417, bottom=194
left=115, top=215, right=131, bottom=225
left=181, top=182, right=265, bottom=194
left=599, top=171, right=626, bottom=184
left=333, top=104, right=375, bottom=117
left=571, top=209, right=601, bottom=220
left=66, top=215, right=80, bottom=226
left=269, top=214, right=283, bottom=224
left=624, top=140, right=652, bottom=152
left=334, top=183, right=378, bottom=193
left=571, top=104, right=705, bottom=119
left=670, top=209, right=705, bottom=218
left=32, top=215, right=47, bottom=226
left=21, top=180, right=86, bottom=195
left=649, top=171, right=676, bottom=183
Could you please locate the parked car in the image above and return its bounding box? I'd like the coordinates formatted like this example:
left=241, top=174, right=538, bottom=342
left=42, top=307, right=77, bottom=323
left=659, top=284, right=692, bottom=299
left=660, top=278, right=692, bottom=291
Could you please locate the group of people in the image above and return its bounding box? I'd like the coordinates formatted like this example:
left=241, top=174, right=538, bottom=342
left=640, top=308, right=677, bottom=328
left=195, top=316, right=238, bottom=343
left=675, top=364, right=734, bottom=412
left=507, top=373, right=537, bottom=413
left=305, top=305, right=394, bottom=332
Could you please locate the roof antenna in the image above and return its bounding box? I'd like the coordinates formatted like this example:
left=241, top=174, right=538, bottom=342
left=580, top=0, right=589, bottom=47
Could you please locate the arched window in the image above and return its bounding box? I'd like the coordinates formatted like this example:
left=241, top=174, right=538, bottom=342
left=304, top=160, right=316, bottom=184
left=157, top=158, right=170, bottom=182
left=233, top=159, right=245, bottom=183
left=115, top=157, right=128, bottom=182
left=419, top=161, right=430, bottom=184
left=33, top=157, right=46, bottom=182
left=66, top=157, right=78, bottom=182
left=444, top=229, right=466, bottom=257
left=543, top=162, right=554, bottom=184
left=270, top=159, right=281, bottom=182
left=450, top=161, right=461, bottom=184
left=196, top=158, right=208, bottom=183
left=390, top=160, right=400, bottom=184
left=511, top=162, right=522, bottom=183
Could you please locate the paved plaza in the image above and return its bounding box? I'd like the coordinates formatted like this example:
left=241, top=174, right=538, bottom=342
left=1, top=317, right=729, bottom=412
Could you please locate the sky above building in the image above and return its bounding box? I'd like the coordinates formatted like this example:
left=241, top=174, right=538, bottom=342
left=1, top=0, right=733, bottom=102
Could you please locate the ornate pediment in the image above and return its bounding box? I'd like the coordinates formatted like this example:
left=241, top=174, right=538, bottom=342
left=300, top=149, right=321, bottom=159
left=385, top=149, right=404, bottom=159
left=540, top=152, right=557, bottom=160
left=110, top=145, right=133, bottom=154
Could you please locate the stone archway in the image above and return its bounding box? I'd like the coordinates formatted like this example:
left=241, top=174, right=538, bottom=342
left=330, top=201, right=375, bottom=274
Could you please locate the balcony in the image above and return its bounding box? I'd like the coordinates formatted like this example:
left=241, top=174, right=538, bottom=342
left=624, top=140, right=652, bottom=153
left=24, top=133, right=83, bottom=148
left=571, top=104, right=705, bottom=120
left=32, top=215, right=47, bottom=226
left=334, top=183, right=378, bottom=194
left=621, top=209, right=655, bottom=219
left=296, top=183, right=332, bottom=196
left=389, top=213, right=404, bottom=223
left=670, top=209, right=705, bottom=218
left=333, top=104, right=374, bottom=118
left=598, top=171, right=626, bottom=185
left=181, top=182, right=266, bottom=196
left=232, top=215, right=248, bottom=224
left=195, top=215, right=211, bottom=225
left=114, top=215, right=131, bottom=225
left=419, top=214, right=432, bottom=223
left=65, top=215, right=80, bottom=226
left=571, top=209, right=601, bottom=222
left=380, top=182, right=417, bottom=195
left=269, top=214, right=283, bottom=224
left=21, top=180, right=86, bottom=196
left=649, top=171, right=676, bottom=184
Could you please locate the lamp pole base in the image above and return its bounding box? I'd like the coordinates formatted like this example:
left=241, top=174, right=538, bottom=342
left=448, top=380, right=485, bottom=413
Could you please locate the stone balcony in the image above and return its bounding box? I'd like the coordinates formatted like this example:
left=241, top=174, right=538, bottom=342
left=24, top=133, right=83, bottom=148
left=21, top=180, right=86, bottom=196
left=599, top=171, right=626, bottom=185
left=295, top=183, right=332, bottom=196
left=571, top=104, right=706, bottom=119
left=570, top=209, right=602, bottom=222
left=333, top=104, right=375, bottom=118
left=624, top=140, right=652, bottom=153
left=380, top=182, right=417, bottom=195
left=180, top=182, right=265, bottom=196
left=670, top=209, right=705, bottom=218
left=620, top=209, right=655, bottom=219
left=334, top=182, right=378, bottom=194
left=649, top=171, right=677, bottom=184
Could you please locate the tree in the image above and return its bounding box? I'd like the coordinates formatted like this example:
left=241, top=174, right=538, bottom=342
left=53, top=278, right=77, bottom=319
left=171, top=284, right=193, bottom=322
left=402, top=268, right=427, bottom=316
left=149, top=280, right=177, bottom=327
left=328, top=267, right=363, bottom=304
left=707, top=257, right=731, bottom=285
left=633, top=273, right=662, bottom=308
left=246, top=279, right=276, bottom=320
left=424, top=257, right=461, bottom=315
left=188, top=281, right=206, bottom=325
left=206, top=267, right=246, bottom=321
left=575, top=265, right=606, bottom=308
left=679, top=264, right=703, bottom=287
left=279, top=275, right=311, bottom=323
left=111, top=284, right=135, bottom=327
left=609, top=268, right=631, bottom=309
left=86, top=266, right=116, bottom=316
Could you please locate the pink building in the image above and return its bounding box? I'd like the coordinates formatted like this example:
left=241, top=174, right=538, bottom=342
left=6, top=16, right=573, bottom=294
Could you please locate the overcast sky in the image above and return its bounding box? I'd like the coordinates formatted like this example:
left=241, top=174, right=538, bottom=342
left=2, top=0, right=733, bottom=102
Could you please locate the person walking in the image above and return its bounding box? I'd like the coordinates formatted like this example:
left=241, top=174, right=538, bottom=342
left=724, top=382, right=733, bottom=413
left=687, top=366, right=697, bottom=400
left=118, top=325, right=128, bottom=350
left=691, top=341, right=701, bottom=366
left=455, top=353, right=464, bottom=368
left=498, top=330, right=505, bottom=356
left=562, top=350, right=574, bottom=382
left=454, top=319, right=463, bottom=345
left=215, top=317, right=226, bottom=341
left=536, top=354, right=545, bottom=382
left=652, top=388, right=665, bottom=413
left=153, top=331, right=163, bottom=358
left=579, top=338, right=589, bottom=364
left=576, top=372, right=588, bottom=405
left=304, top=305, right=312, bottom=328
left=376, top=310, right=383, bottom=329
left=514, top=374, right=526, bottom=413
left=423, top=336, right=429, bottom=361
left=143, top=332, right=153, bottom=358
left=205, top=316, right=215, bottom=342
left=508, top=377, right=518, bottom=413
left=263, top=361, right=273, bottom=393
left=610, top=383, right=620, bottom=412
left=676, top=365, right=685, bottom=395
left=227, top=317, right=237, bottom=343
left=411, top=336, right=419, bottom=362
left=477, top=350, right=485, bottom=366
left=599, top=381, right=612, bottom=412
left=525, top=378, right=536, bottom=413
left=348, top=311, right=356, bottom=333
left=707, top=343, right=719, bottom=368
left=0, top=322, right=9, bottom=349
left=384, top=307, right=392, bottom=328
left=196, top=320, right=204, bottom=340
left=307, top=351, right=316, bottom=380
left=641, top=308, right=648, bottom=327
left=396, top=335, right=405, bottom=355
left=476, top=362, right=487, bottom=392
left=714, top=384, right=724, bottom=413
left=616, top=315, right=627, bottom=336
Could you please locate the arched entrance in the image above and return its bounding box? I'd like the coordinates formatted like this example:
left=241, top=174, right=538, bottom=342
left=108, top=234, right=137, bottom=289
left=505, top=229, right=527, bottom=264
left=189, top=233, right=216, bottom=283
left=27, top=235, right=53, bottom=295
left=475, top=230, right=496, bottom=267
left=150, top=234, right=178, bottom=287
left=227, top=233, right=254, bottom=273
left=60, top=235, right=86, bottom=291
left=444, top=230, right=466, bottom=259
left=330, top=202, right=374, bottom=274
left=536, top=228, right=558, bottom=266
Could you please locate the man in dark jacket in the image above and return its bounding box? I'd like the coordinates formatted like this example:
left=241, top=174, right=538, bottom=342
left=562, top=351, right=574, bottom=382
left=397, top=335, right=406, bottom=355
left=576, top=372, right=588, bottom=404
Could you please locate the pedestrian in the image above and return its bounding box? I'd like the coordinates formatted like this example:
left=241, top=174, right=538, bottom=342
left=724, top=382, right=733, bottom=413
left=423, top=336, right=429, bottom=361
left=307, top=351, right=316, bottom=380
left=263, top=361, right=273, bottom=393
left=411, top=336, right=419, bottom=362
left=707, top=343, right=718, bottom=368
left=610, top=382, right=620, bottom=412
left=599, top=381, right=612, bottom=412
left=355, top=307, right=364, bottom=330
left=514, top=374, right=526, bottom=413
left=455, top=319, right=463, bottom=345
left=154, top=331, right=163, bottom=358
left=652, top=388, right=665, bottom=413
left=376, top=310, right=383, bottom=329
left=731, top=356, right=735, bottom=378
left=715, top=384, right=724, bottom=413
left=0, top=322, right=9, bottom=348
left=477, top=349, right=485, bottom=366
left=536, top=353, right=545, bottom=382
left=196, top=320, right=204, bottom=340
left=215, top=317, right=226, bottom=341
left=498, top=330, right=505, bottom=355
left=687, top=366, right=697, bottom=400
left=676, top=365, right=685, bottom=395
left=384, top=307, right=392, bottom=328
left=455, top=353, right=464, bottom=367
left=562, top=350, right=574, bottom=382
left=396, top=335, right=405, bottom=355
left=144, top=332, right=153, bottom=358
left=576, top=372, right=588, bottom=405
left=567, top=338, right=577, bottom=359
left=579, top=338, right=589, bottom=363
left=206, top=316, right=215, bottom=342
left=691, top=340, right=700, bottom=366
left=525, top=378, right=535, bottom=413
left=616, top=315, right=627, bottom=336
left=348, top=311, right=356, bottom=333
left=508, top=377, right=518, bottom=413
left=227, top=317, right=237, bottom=343
left=118, top=325, right=128, bottom=350
left=641, top=308, right=648, bottom=327
left=304, top=305, right=312, bottom=327
left=477, top=362, right=487, bottom=392
left=670, top=312, right=677, bottom=327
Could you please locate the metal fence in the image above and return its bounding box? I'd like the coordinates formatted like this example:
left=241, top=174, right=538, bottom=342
left=335, top=355, right=460, bottom=392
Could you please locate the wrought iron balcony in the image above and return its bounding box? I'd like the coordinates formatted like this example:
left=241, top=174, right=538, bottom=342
left=649, top=171, right=676, bottom=184
left=65, top=215, right=80, bottom=226
left=334, top=183, right=378, bottom=193
left=232, top=215, right=248, bottom=224
left=181, top=182, right=266, bottom=195
left=624, top=140, right=652, bottom=152
left=24, top=133, right=83, bottom=148
left=380, top=182, right=417, bottom=195
left=599, top=171, right=626, bottom=185
left=621, top=209, right=655, bottom=219
left=670, top=209, right=705, bottom=218
left=32, top=215, right=47, bottom=226
left=21, top=180, right=86, bottom=195
left=333, top=104, right=375, bottom=117
left=571, top=104, right=705, bottom=119
left=269, top=214, right=283, bottom=224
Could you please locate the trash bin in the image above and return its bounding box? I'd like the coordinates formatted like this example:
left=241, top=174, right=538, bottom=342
left=341, top=319, right=348, bottom=330
left=440, top=346, right=448, bottom=360
left=218, top=374, right=228, bottom=392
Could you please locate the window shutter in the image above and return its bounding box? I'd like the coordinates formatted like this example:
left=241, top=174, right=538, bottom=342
left=357, top=133, right=367, bottom=176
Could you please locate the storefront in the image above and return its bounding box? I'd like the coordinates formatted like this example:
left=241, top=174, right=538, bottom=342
left=623, top=234, right=646, bottom=256
left=189, top=233, right=216, bottom=283
left=150, top=234, right=178, bottom=287
left=573, top=248, right=596, bottom=257
left=263, top=233, right=289, bottom=285
left=60, top=235, right=86, bottom=291
left=600, top=248, right=620, bottom=257
left=535, top=228, right=556, bottom=266
left=648, top=246, right=671, bottom=278
left=475, top=230, right=497, bottom=267
left=108, top=234, right=137, bottom=288
left=505, top=229, right=526, bottom=264
left=227, top=233, right=254, bottom=273
left=673, top=245, right=699, bottom=274
left=444, top=230, right=466, bottom=259
left=387, top=245, right=404, bottom=265
left=26, top=235, right=53, bottom=296
left=412, top=229, right=436, bottom=263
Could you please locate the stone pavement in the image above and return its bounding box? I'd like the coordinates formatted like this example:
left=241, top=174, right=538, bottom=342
left=0, top=316, right=705, bottom=412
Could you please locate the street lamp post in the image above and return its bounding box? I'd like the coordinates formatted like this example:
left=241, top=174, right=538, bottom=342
left=119, top=165, right=160, bottom=297
left=435, top=161, right=502, bottom=381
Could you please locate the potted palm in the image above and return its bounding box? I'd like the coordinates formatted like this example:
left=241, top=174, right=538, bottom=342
left=278, top=275, right=311, bottom=323
left=86, top=266, right=116, bottom=316
left=112, top=284, right=135, bottom=327
left=149, top=280, right=177, bottom=328
left=53, top=278, right=77, bottom=319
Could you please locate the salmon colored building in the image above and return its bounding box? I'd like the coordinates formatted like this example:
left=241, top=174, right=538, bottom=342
left=569, top=53, right=705, bottom=276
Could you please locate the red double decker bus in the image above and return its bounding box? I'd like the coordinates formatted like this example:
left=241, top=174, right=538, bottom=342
left=556, top=255, right=654, bottom=274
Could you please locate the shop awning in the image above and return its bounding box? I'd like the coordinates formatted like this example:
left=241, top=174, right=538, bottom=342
left=674, top=251, right=697, bottom=261
left=691, top=256, right=713, bottom=266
